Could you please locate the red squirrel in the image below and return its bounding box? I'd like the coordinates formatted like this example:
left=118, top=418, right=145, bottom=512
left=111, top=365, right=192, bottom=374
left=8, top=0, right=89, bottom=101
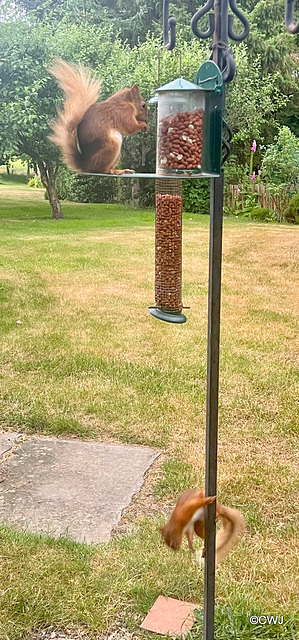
left=160, top=489, right=246, bottom=565
left=49, top=58, right=148, bottom=174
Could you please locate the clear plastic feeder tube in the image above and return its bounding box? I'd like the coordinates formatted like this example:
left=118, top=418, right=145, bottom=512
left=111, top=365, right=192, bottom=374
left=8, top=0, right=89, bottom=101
left=157, top=90, right=205, bottom=175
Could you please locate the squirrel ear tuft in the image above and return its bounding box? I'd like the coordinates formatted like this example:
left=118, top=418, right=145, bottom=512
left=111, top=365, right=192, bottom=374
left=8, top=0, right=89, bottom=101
left=131, top=84, right=139, bottom=94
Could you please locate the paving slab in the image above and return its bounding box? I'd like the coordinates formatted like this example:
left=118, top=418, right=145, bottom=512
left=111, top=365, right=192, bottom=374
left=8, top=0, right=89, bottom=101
left=0, top=432, right=22, bottom=457
left=140, top=595, right=198, bottom=637
left=0, top=437, right=159, bottom=543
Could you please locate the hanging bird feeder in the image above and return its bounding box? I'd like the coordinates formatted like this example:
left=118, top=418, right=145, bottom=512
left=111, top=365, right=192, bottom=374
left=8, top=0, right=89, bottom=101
left=152, top=61, right=224, bottom=178
left=149, top=61, right=223, bottom=323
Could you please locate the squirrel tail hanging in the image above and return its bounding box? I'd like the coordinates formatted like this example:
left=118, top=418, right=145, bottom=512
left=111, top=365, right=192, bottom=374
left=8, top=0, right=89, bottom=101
left=214, top=503, right=246, bottom=565
left=49, top=58, right=101, bottom=171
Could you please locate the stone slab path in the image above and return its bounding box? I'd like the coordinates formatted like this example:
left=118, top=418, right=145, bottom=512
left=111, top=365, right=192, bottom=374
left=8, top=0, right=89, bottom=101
left=0, top=434, right=159, bottom=543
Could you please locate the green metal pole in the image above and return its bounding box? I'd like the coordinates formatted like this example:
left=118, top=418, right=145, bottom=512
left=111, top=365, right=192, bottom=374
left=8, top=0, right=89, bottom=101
left=203, top=2, right=224, bottom=639
left=203, top=171, right=223, bottom=640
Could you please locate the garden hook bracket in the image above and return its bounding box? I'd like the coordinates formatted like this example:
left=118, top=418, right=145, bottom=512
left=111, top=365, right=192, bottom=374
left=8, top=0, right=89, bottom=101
left=228, top=0, right=250, bottom=41
left=285, top=0, right=299, bottom=34
left=190, top=0, right=249, bottom=83
left=209, top=41, right=236, bottom=83
left=163, top=0, right=176, bottom=51
left=190, top=0, right=215, bottom=40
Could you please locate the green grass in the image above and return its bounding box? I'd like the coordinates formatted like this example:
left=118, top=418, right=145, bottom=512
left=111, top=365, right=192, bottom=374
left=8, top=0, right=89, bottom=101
left=0, top=179, right=298, bottom=639
left=191, top=607, right=298, bottom=640
left=0, top=172, right=27, bottom=186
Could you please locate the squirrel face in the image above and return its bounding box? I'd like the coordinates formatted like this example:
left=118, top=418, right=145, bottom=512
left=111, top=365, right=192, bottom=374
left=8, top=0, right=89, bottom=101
left=131, top=84, right=148, bottom=123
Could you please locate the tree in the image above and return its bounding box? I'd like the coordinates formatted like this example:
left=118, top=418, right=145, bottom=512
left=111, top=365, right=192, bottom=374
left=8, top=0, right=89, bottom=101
left=0, top=18, right=161, bottom=214
left=223, top=45, right=288, bottom=164
left=8, top=0, right=162, bottom=46
left=0, top=21, right=64, bottom=218
left=0, top=18, right=139, bottom=218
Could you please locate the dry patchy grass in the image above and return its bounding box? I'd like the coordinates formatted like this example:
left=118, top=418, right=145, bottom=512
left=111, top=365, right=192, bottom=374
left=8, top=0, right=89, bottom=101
left=0, top=199, right=298, bottom=637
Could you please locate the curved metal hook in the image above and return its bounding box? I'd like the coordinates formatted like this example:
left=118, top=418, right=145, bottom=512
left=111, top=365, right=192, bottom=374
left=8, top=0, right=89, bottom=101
left=210, top=42, right=236, bottom=83
left=228, top=0, right=250, bottom=41
left=221, top=50, right=236, bottom=83
left=222, top=138, right=231, bottom=165
left=191, top=0, right=215, bottom=40
left=221, top=119, right=233, bottom=165
left=163, top=0, right=176, bottom=50
left=285, top=0, right=299, bottom=34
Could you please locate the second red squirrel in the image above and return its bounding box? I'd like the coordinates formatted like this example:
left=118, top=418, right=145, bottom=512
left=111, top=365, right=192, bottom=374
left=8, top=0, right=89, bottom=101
left=160, top=489, right=246, bottom=565
left=49, top=58, right=148, bottom=174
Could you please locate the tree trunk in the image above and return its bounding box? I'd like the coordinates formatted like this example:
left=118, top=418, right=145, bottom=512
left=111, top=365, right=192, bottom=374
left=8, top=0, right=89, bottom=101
left=38, top=161, right=63, bottom=219
left=47, top=171, right=63, bottom=219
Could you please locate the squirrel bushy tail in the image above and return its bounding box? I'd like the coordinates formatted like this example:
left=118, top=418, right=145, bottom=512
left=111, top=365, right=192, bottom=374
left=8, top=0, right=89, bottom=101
left=49, top=58, right=101, bottom=171
left=215, top=503, right=246, bottom=565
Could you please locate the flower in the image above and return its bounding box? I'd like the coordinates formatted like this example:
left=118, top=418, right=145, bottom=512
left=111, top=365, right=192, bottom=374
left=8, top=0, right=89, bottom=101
left=251, top=140, right=257, bottom=152
left=251, top=172, right=256, bottom=181
left=237, top=188, right=241, bottom=194
left=258, top=169, right=261, bottom=175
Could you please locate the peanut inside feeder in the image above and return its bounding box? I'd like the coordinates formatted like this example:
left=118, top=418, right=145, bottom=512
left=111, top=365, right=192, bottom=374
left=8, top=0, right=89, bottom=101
left=149, top=179, right=186, bottom=324
left=158, top=109, right=204, bottom=172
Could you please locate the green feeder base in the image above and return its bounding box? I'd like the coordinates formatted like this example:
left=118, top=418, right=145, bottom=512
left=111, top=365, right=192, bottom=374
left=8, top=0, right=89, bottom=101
left=148, top=307, right=187, bottom=324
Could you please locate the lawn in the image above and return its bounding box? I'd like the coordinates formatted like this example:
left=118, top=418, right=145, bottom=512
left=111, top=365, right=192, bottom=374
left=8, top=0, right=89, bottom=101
left=0, top=179, right=298, bottom=640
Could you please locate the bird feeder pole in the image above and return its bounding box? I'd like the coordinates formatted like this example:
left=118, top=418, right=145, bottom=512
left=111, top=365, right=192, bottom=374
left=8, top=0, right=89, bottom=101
left=204, top=5, right=226, bottom=639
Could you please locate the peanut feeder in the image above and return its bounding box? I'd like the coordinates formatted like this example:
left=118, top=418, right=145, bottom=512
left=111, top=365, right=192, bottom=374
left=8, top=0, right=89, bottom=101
left=153, top=63, right=224, bottom=178
left=149, top=62, right=224, bottom=323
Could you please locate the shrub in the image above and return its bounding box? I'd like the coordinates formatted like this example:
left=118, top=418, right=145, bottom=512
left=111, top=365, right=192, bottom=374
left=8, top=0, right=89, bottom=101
left=283, top=192, right=299, bottom=224
left=231, top=206, right=276, bottom=222
left=55, top=166, right=155, bottom=207
left=183, top=179, right=210, bottom=214
left=224, top=154, right=249, bottom=186
left=55, top=167, right=212, bottom=212
left=27, top=175, right=42, bottom=188
left=248, top=207, right=275, bottom=222
left=55, top=167, right=118, bottom=203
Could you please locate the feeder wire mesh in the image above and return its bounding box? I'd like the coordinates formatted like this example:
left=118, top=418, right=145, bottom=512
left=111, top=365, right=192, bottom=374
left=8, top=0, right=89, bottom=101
left=155, top=179, right=183, bottom=313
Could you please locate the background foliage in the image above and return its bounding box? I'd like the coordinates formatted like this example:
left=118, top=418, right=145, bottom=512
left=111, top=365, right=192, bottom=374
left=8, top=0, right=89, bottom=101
left=0, top=0, right=299, bottom=217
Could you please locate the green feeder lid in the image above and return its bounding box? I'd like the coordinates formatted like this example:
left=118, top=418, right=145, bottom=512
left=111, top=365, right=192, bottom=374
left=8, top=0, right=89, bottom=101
left=155, top=77, right=202, bottom=92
